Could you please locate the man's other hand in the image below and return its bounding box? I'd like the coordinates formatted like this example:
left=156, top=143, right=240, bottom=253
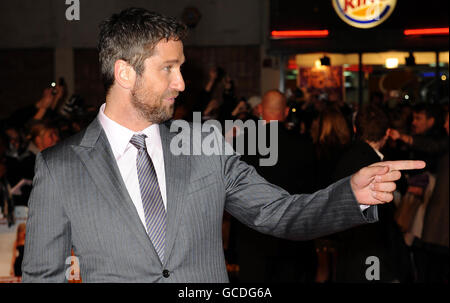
left=350, top=160, right=426, bottom=205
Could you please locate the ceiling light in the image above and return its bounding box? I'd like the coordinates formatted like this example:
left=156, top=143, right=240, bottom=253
left=271, top=30, right=329, bottom=39
left=385, top=58, right=398, bottom=69
left=315, top=60, right=322, bottom=68
left=404, top=27, right=449, bottom=36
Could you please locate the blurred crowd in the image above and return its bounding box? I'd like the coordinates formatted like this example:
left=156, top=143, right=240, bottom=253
left=1, top=68, right=448, bottom=283
left=0, top=81, right=97, bottom=277
left=189, top=67, right=449, bottom=284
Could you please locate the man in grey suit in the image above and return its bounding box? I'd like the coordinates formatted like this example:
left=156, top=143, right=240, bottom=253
left=22, top=8, right=425, bottom=282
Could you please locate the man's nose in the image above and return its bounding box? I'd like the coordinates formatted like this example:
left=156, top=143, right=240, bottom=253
left=171, top=73, right=185, bottom=92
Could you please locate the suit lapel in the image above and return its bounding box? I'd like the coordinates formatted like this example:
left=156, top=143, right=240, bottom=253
left=159, top=122, right=190, bottom=266
left=71, top=118, right=161, bottom=265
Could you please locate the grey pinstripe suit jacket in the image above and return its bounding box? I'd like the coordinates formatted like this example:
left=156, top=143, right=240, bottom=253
left=22, top=118, right=377, bottom=282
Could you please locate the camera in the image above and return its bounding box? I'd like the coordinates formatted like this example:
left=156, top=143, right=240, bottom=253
left=50, top=77, right=65, bottom=95
left=50, top=81, right=57, bottom=95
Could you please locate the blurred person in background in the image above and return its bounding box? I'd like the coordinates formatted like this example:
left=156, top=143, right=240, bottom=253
left=4, top=127, right=27, bottom=159
left=230, top=97, right=255, bottom=121
left=311, top=106, right=351, bottom=190
left=232, top=90, right=317, bottom=283
left=1, top=126, right=34, bottom=207
left=0, top=133, right=15, bottom=227
left=203, top=70, right=238, bottom=125
left=10, top=223, right=26, bottom=277
left=383, top=105, right=412, bottom=162
left=311, top=105, right=351, bottom=283
left=200, top=67, right=225, bottom=120
left=389, top=103, right=447, bottom=174
left=1, top=123, right=59, bottom=209
left=333, top=105, right=413, bottom=282
left=416, top=109, right=449, bottom=283
left=28, top=122, right=60, bottom=155
left=217, top=75, right=238, bottom=123
left=284, top=87, right=305, bottom=134
left=389, top=103, right=448, bottom=281
left=8, top=84, right=65, bottom=130
left=246, top=95, right=262, bottom=119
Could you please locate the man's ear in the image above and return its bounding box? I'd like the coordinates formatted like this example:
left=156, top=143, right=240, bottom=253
left=113, top=59, right=136, bottom=89
left=386, top=128, right=391, bottom=137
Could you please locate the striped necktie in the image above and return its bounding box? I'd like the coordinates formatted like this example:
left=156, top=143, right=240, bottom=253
left=130, top=134, right=166, bottom=262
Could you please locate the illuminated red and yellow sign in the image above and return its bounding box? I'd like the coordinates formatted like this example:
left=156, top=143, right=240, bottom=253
left=332, top=0, right=397, bottom=29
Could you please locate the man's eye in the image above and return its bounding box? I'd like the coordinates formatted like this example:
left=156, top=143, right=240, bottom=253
left=163, top=66, right=172, bottom=71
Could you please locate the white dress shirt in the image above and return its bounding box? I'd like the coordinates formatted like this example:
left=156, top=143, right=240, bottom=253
left=97, top=104, right=167, bottom=231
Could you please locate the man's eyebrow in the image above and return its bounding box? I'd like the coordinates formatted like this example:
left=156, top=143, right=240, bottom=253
left=162, top=58, right=185, bottom=64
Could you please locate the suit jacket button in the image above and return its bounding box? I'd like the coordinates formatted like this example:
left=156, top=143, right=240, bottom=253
left=162, top=269, right=170, bottom=278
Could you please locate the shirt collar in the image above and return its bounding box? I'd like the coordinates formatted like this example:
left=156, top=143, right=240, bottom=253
left=371, top=145, right=384, bottom=161
left=97, top=103, right=160, bottom=158
left=375, top=149, right=384, bottom=161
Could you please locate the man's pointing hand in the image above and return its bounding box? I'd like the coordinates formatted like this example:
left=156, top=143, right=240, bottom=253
left=351, top=160, right=426, bottom=205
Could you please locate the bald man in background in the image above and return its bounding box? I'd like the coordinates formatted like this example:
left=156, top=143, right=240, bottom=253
left=233, top=90, right=317, bottom=282
left=253, top=90, right=316, bottom=193
left=257, top=90, right=289, bottom=121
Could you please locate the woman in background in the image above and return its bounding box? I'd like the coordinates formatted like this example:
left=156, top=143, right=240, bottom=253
left=310, top=105, right=352, bottom=283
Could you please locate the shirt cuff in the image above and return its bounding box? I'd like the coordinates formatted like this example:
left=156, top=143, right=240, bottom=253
left=360, top=205, right=370, bottom=211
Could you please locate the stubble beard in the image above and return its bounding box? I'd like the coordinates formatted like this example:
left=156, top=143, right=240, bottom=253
left=130, top=78, right=174, bottom=124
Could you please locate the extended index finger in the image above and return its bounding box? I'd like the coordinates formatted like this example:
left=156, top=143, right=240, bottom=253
left=370, top=160, right=426, bottom=171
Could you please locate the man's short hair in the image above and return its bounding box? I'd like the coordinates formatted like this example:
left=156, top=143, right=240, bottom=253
left=98, top=8, right=187, bottom=92
left=412, top=103, right=438, bottom=119
left=355, top=105, right=389, bottom=142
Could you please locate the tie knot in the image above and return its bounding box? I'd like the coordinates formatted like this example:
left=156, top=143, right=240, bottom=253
left=130, top=134, right=147, bottom=150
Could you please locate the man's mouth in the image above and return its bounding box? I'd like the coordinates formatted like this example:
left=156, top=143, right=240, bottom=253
left=165, top=95, right=178, bottom=102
